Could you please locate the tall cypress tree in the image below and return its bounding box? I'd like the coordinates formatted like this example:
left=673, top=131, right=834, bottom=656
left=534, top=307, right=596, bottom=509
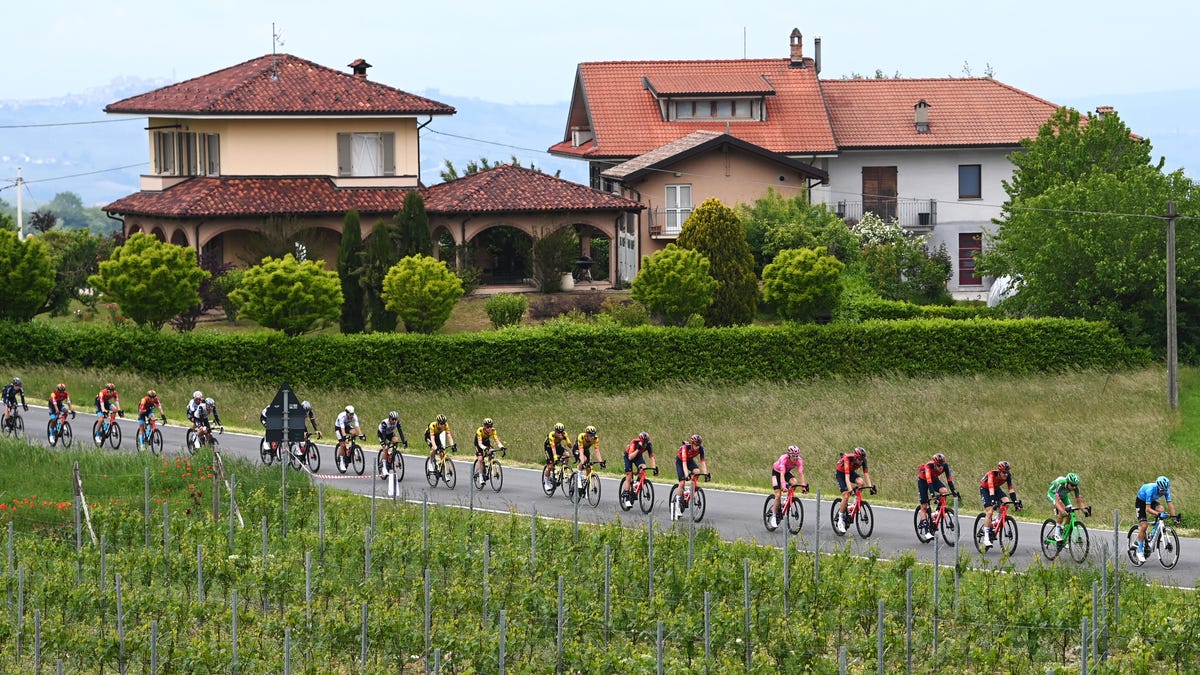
left=676, top=198, right=758, bottom=326
left=362, top=221, right=399, bottom=333
left=338, top=209, right=366, bottom=334
left=395, top=191, right=433, bottom=258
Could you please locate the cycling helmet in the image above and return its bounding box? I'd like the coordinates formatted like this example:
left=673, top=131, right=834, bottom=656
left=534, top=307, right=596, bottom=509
left=932, top=453, right=946, bottom=466
left=388, top=411, right=399, bottom=421
left=554, top=423, right=565, bottom=433
left=147, top=389, right=157, bottom=398
left=105, top=383, right=115, bottom=391
left=638, top=431, right=650, bottom=443
left=204, top=397, right=214, bottom=407
left=11, top=378, right=21, bottom=387
left=192, top=390, right=203, bottom=400
left=689, top=433, right=703, bottom=445
left=584, top=425, right=597, bottom=436
left=301, top=400, right=312, bottom=411
left=436, top=414, right=447, bottom=425
left=854, top=446, right=866, bottom=460
left=56, top=383, right=66, bottom=392
left=1157, top=476, right=1170, bottom=492
left=483, top=418, right=494, bottom=428
left=786, top=445, right=801, bottom=459
left=1065, top=472, right=1080, bottom=486
left=997, top=460, right=1011, bottom=472
left=345, top=405, right=356, bottom=415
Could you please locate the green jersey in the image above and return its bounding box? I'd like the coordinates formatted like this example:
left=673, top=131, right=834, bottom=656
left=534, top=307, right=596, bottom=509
left=1047, top=476, right=1078, bottom=502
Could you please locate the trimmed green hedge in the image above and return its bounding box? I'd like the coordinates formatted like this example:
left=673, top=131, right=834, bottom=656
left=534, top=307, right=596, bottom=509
left=835, top=297, right=999, bottom=322
left=0, top=319, right=1146, bottom=391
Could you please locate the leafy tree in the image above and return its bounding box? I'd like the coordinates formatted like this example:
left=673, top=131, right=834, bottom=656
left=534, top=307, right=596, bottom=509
left=29, top=209, right=57, bottom=234
left=761, top=247, right=845, bottom=321
left=45, top=192, right=88, bottom=230
left=38, top=229, right=116, bottom=316
left=531, top=226, right=579, bottom=293
left=338, top=210, right=366, bottom=334
left=394, top=191, right=432, bottom=258
left=631, top=244, right=717, bottom=325
left=88, top=233, right=208, bottom=330
left=738, top=188, right=858, bottom=273
left=484, top=293, right=527, bottom=329
left=381, top=254, right=464, bottom=334
left=0, top=211, right=13, bottom=233
left=169, top=248, right=232, bottom=332
left=676, top=198, right=758, bottom=326
left=230, top=254, right=342, bottom=337
left=861, top=237, right=952, bottom=305
left=0, top=230, right=55, bottom=321
left=361, top=221, right=399, bottom=333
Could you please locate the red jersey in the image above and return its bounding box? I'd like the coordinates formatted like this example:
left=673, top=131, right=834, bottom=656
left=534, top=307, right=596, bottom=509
left=49, top=390, right=71, bottom=407
left=139, top=396, right=161, bottom=415
left=98, top=388, right=120, bottom=405
left=837, top=453, right=866, bottom=474
left=677, top=442, right=705, bottom=462
left=918, top=461, right=950, bottom=483
left=625, top=438, right=653, bottom=460
left=980, top=470, right=1013, bottom=493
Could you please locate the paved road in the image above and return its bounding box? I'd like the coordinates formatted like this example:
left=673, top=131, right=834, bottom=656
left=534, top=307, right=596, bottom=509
left=21, top=408, right=1199, bottom=589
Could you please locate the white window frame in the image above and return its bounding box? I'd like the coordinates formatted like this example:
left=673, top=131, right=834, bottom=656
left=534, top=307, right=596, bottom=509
left=153, top=131, right=220, bottom=177
left=664, top=184, right=692, bottom=236
left=337, top=132, right=397, bottom=177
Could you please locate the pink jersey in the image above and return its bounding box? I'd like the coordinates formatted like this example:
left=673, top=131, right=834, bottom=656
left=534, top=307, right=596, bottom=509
left=772, top=454, right=803, bottom=475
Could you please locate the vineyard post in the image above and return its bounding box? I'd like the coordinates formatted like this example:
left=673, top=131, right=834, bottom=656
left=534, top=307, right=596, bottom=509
left=232, top=588, right=239, bottom=675
left=360, top=602, right=368, bottom=669
left=498, top=610, right=507, bottom=675
left=482, top=534, right=490, bottom=627
left=876, top=598, right=884, bottom=675
left=838, top=645, right=847, bottom=674
left=556, top=574, right=564, bottom=673
left=648, top=515, right=655, bottom=597
left=304, top=551, right=312, bottom=625
left=933, top=534, right=940, bottom=655
left=905, top=568, right=913, bottom=673
left=116, top=572, right=123, bottom=670
left=369, top=471, right=376, bottom=530
left=656, top=619, right=664, bottom=675
left=953, top=494, right=960, bottom=607
left=604, top=545, right=611, bottom=646
left=743, top=558, right=751, bottom=669
left=1091, top=581, right=1099, bottom=664
left=228, top=475, right=235, bottom=554
left=212, top=463, right=219, bottom=521
left=280, top=450, right=287, bottom=539
left=74, top=487, right=81, bottom=552
left=100, top=534, right=106, bottom=594
left=424, top=568, right=431, bottom=671
left=1081, top=616, right=1088, bottom=675
left=704, top=590, right=711, bottom=672
left=197, top=545, right=203, bottom=603
left=284, top=628, right=291, bottom=675
left=163, top=502, right=170, bottom=561
left=422, top=495, right=429, bottom=555
left=433, top=648, right=442, bottom=675
left=33, top=608, right=40, bottom=674
left=1100, top=543, right=1109, bottom=658
left=469, top=473, right=474, bottom=514
left=150, top=618, right=158, bottom=675
left=144, top=467, right=150, bottom=548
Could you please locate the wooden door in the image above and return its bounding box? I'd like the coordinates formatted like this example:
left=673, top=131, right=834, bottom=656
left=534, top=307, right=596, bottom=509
left=959, top=232, right=983, bottom=286
left=862, top=166, right=897, bottom=221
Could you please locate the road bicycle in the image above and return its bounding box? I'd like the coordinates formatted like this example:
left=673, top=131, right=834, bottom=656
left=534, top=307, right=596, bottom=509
left=830, top=485, right=876, bottom=538
left=763, top=481, right=806, bottom=534
left=135, top=414, right=164, bottom=455
left=184, top=420, right=222, bottom=455
left=973, top=497, right=1022, bottom=555
left=542, top=455, right=573, bottom=499
left=3, top=406, right=26, bottom=440
left=569, top=460, right=605, bottom=507
left=424, top=443, right=457, bottom=488
left=1126, top=512, right=1182, bottom=570
left=260, top=431, right=321, bottom=472
left=619, top=464, right=658, bottom=514
left=92, top=409, right=124, bottom=449
left=1040, top=504, right=1091, bottom=563
left=914, top=490, right=959, bottom=546
left=375, top=439, right=406, bottom=481
left=668, top=471, right=710, bottom=523
left=472, top=446, right=505, bottom=492
left=47, top=410, right=75, bottom=448
left=336, top=434, right=366, bottom=476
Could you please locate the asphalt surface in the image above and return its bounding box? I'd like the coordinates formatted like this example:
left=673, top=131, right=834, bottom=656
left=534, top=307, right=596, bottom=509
left=17, top=407, right=1198, bottom=589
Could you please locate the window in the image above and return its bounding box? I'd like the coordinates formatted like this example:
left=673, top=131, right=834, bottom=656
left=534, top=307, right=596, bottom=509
left=153, top=131, right=220, bottom=177
left=664, top=184, right=692, bottom=235
left=958, top=164, right=981, bottom=199
left=670, top=98, right=759, bottom=121
left=959, top=232, right=983, bottom=285
left=337, top=132, right=396, bottom=177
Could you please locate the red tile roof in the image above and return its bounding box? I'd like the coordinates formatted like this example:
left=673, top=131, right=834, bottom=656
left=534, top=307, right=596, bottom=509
left=104, top=54, right=454, bottom=117
left=421, top=164, right=641, bottom=214
left=549, top=58, right=837, bottom=160
left=104, top=166, right=640, bottom=219
left=819, top=78, right=1059, bottom=149
left=644, top=72, right=775, bottom=96
left=601, top=131, right=828, bottom=183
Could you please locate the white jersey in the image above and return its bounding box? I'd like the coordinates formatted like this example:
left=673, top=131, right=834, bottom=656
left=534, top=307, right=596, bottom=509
left=335, top=411, right=359, bottom=433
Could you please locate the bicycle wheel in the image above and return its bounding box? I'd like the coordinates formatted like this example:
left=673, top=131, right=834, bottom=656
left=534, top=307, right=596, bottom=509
left=1068, top=521, right=1090, bottom=563
left=542, top=468, right=557, bottom=497
left=618, top=477, right=634, bottom=512
left=490, top=461, right=503, bottom=493
left=587, top=472, right=602, bottom=507
left=336, top=448, right=349, bottom=475
left=1040, top=519, right=1062, bottom=561
left=567, top=471, right=582, bottom=503
left=148, top=428, right=161, bottom=455
left=472, top=462, right=487, bottom=491
left=351, top=444, right=365, bottom=476
left=830, top=498, right=847, bottom=537
left=638, top=479, right=654, bottom=514
left=998, top=516, right=1018, bottom=555
left=108, top=421, right=122, bottom=450
left=442, top=458, right=456, bottom=488
left=939, top=507, right=958, bottom=547
left=304, top=441, right=320, bottom=473
left=392, top=450, right=405, bottom=482
left=855, top=501, right=873, bottom=538
left=92, top=420, right=105, bottom=448
left=913, top=506, right=933, bottom=544
left=1126, top=526, right=1145, bottom=566
left=424, top=456, right=438, bottom=486
left=668, top=484, right=679, bottom=515
left=376, top=452, right=388, bottom=477
left=1158, top=526, right=1180, bottom=570
left=185, top=429, right=198, bottom=454
left=689, top=488, right=706, bottom=522
left=786, top=497, right=803, bottom=535
left=973, top=514, right=990, bottom=553
left=762, top=496, right=779, bottom=532
left=46, top=419, right=58, bottom=447
left=11, top=415, right=23, bottom=440
left=560, top=468, right=574, bottom=500
left=260, top=438, right=275, bottom=466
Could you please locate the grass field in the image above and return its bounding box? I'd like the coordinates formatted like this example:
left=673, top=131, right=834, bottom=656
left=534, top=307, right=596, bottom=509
left=6, top=364, right=1193, bottom=524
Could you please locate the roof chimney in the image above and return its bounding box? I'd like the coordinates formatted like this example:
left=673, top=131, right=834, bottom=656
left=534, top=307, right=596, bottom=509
left=914, top=99, right=931, bottom=133
left=789, top=28, right=804, bottom=68
left=814, top=36, right=822, bottom=75
left=1095, top=105, right=1114, bottom=118
left=348, top=58, right=372, bottom=79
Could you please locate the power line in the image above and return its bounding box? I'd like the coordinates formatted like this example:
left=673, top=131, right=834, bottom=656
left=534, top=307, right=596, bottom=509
left=0, top=118, right=142, bottom=130
left=0, top=163, right=146, bottom=193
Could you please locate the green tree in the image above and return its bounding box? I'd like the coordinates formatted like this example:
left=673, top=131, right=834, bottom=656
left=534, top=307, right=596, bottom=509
left=631, top=244, right=717, bottom=325
left=338, top=210, right=366, bottom=334
left=676, top=198, right=758, bottom=326
left=531, top=226, right=579, bottom=293
left=861, top=238, right=953, bottom=304
left=738, top=188, right=858, bottom=272
left=381, top=254, right=464, bottom=334
left=88, top=233, right=208, bottom=330
left=0, top=230, right=55, bottom=321
left=761, top=247, right=845, bottom=321
left=230, top=254, right=342, bottom=337
left=38, top=229, right=116, bottom=316
left=45, top=192, right=87, bottom=230
left=361, top=221, right=399, bottom=333
left=394, top=191, right=433, bottom=258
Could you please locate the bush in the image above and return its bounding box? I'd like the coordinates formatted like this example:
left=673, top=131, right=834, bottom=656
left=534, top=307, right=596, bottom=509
left=381, top=255, right=464, bottom=334
left=484, top=293, right=527, bottom=329
left=456, top=266, right=483, bottom=296
left=0, top=230, right=54, bottom=321
left=761, top=247, right=845, bottom=322
left=88, top=233, right=208, bottom=331
left=230, top=254, right=342, bottom=337
left=834, top=297, right=998, bottom=322
left=213, top=269, right=245, bottom=322
left=600, top=299, right=649, bottom=327
left=631, top=244, right=717, bottom=325
left=677, top=198, right=758, bottom=326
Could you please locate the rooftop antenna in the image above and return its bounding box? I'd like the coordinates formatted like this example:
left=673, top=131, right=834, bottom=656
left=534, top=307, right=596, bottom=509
left=743, top=27, right=747, bottom=58
left=271, top=22, right=285, bottom=80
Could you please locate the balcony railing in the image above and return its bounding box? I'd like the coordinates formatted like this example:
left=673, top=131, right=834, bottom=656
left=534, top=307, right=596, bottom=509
left=646, top=207, right=690, bottom=238
left=834, top=198, right=938, bottom=232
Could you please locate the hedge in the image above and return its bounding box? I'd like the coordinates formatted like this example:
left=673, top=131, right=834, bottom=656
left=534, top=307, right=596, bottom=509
left=0, top=319, right=1147, bottom=392
left=835, top=297, right=999, bottom=322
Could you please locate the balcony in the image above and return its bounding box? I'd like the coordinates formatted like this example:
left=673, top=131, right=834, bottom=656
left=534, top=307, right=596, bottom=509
left=834, top=198, right=938, bottom=233
left=646, top=207, right=691, bottom=239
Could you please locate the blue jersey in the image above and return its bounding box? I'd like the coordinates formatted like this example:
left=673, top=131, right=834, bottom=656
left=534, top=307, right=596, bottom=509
left=1137, top=482, right=1172, bottom=503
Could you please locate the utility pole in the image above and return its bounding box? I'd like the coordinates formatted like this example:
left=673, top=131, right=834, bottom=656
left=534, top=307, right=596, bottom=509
left=15, top=167, right=23, bottom=239
left=1166, top=201, right=1178, bottom=410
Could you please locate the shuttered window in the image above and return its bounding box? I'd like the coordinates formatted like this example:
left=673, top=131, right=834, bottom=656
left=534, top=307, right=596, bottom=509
left=337, top=132, right=396, bottom=177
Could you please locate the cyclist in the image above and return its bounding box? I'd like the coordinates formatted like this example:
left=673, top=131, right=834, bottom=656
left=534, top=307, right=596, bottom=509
left=543, top=423, right=572, bottom=488
left=136, top=390, right=166, bottom=444
left=1133, top=475, right=1180, bottom=564
left=1046, top=472, right=1090, bottom=542
left=334, top=405, right=362, bottom=472
left=672, top=433, right=709, bottom=521
left=473, top=418, right=506, bottom=479
left=834, top=447, right=874, bottom=534
left=3, top=377, right=28, bottom=430
left=621, top=431, right=658, bottom=508
left=573, top=425, right=604, bottom=469
left=48, top=383, right=76, bottom=442
left=377, top=411, right=408, bottom=475
left=93, top=383, right=123, bottom=443
left=979, top=460, right=1019, bottom=549
left=916, top=453, right=958, bottom=542
left=193, top=396, right=224, bottom=441
left=186, top=391, right=206, bottom=442
left=425, top=414, right=455, bottom=462
left=769, top=445, right=809, bottom=529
